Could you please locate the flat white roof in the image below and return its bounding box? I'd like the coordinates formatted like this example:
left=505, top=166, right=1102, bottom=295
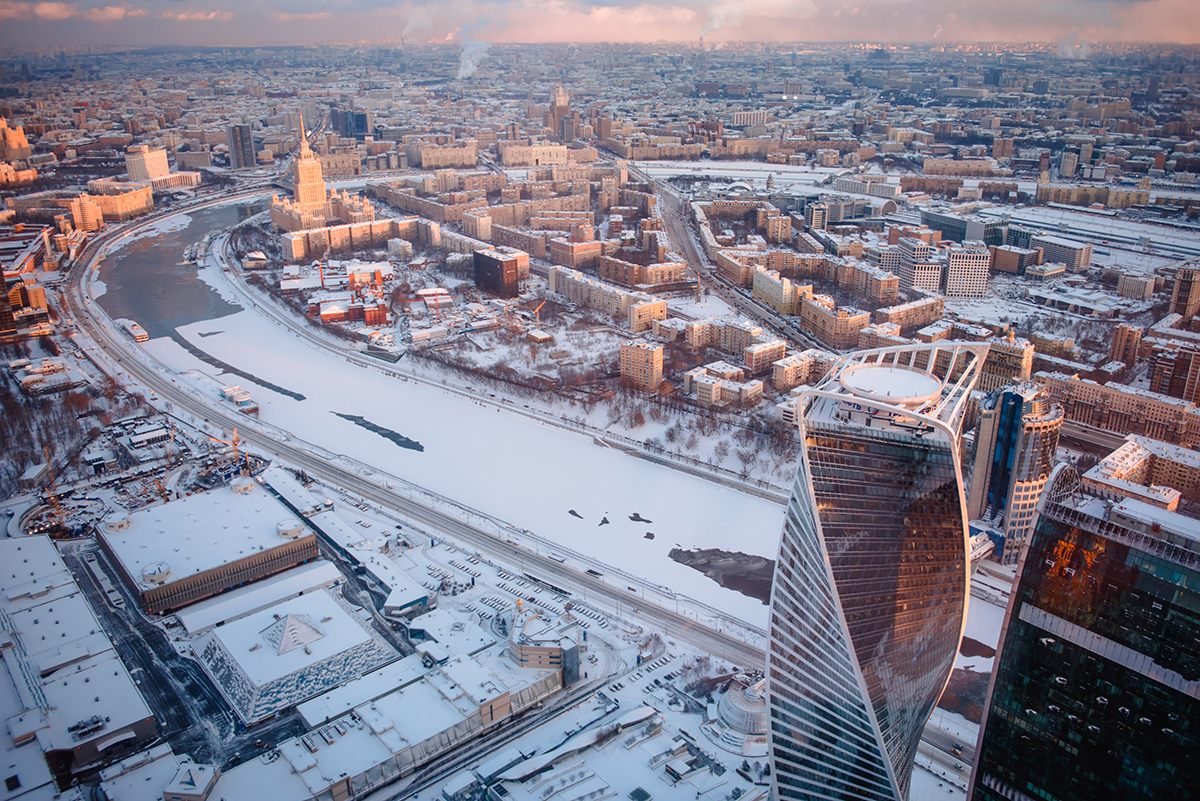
left=202, top=591, right=372, bottom=687
left=175, top=560, right=343, bottom=634
left=1112, top=498, right=1200, bottom=544
left=99, top=744, right=183, bottom=801
left=260, top=467, right=429, bottom=610
left=25, top=650, right=154, bottom=754
left=296, top=654, right=428, bottom=728
left=838, top=363, right=941, bottom=407
left=101, top=482, right=306, bottom=591
left=0, top=537, right=153, bottom=763
left=408, top=607, right=495, bottom=656
left=11, top=591, right=113, bottom=676
left=0, top=650, right=56, bottom=801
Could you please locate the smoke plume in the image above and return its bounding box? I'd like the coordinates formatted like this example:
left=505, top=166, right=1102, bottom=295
left=457, top=40, right=489, bottom=79
left=700, top=0, right=744, bottom=37
left=1056, top=34, right=1093, bottom=60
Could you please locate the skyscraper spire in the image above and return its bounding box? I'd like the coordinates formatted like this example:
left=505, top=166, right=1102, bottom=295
left=291, top=110, right=326, bottom=212
left=298, top=112, right=311, bottom=156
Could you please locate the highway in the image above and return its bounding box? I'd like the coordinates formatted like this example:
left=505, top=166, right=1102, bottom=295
left=646, top=168, right=828, bottom=351
left=1061, top=420, right=1128, bottom=452
left=62, top=207, right=769, bottom=671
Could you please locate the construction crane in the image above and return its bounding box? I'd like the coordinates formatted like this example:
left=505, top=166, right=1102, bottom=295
left=501, top=304, right=523, bottom=334
left=530, top=300, right=547, bottom=322
left=152, top=478, right=170, bottom=503
left=207, top=427, right=249, bottom=476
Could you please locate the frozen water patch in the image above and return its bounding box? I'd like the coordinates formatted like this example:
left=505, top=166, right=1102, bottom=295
left=331, top=412, right=424, bottom=452
left=168, top=307, right=785, bottom=628
left=112, top=213, right=194, bottom=250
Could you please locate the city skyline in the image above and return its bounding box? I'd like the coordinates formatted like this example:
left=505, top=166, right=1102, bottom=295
left=1, top=29, right=1197, bottom=801
left=0, top=0, right=1199, bottom=50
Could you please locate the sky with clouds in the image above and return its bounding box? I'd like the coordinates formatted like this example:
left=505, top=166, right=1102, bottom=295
left=0, top=0, right=1197, bottom=50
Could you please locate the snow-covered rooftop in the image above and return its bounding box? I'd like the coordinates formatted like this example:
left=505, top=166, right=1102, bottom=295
left=838, top=363, right=942, bottom=408
left=175, top=560, right=343, bottom=634
left=100, top=481, right=309, bottom=591
left=195, top=589, right=397, bottom=723
left=0, top=538, right=154, bottom=771
left=202, top=592, right=373, bottom=687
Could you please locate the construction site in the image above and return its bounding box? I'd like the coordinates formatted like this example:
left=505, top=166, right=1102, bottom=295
left=11, top=413, right=265, bottom=540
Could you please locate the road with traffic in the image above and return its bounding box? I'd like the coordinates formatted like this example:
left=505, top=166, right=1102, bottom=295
left=63, top=207, right=769, bottom=670
left=644, top=167, right=828, bottom=351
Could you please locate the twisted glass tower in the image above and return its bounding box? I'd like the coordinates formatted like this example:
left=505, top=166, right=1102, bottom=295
left=767, top=342, right=989, bottom=801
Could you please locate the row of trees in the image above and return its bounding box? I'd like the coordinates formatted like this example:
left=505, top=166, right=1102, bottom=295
left=0, top=343, right=145, bottom=501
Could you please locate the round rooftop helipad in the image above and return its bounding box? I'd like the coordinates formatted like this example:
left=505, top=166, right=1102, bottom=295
left=838, top=363, right=941, bottom=408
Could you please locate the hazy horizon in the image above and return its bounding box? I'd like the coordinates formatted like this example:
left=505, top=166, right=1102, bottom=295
left=0, top=0, right=1198, bottom=52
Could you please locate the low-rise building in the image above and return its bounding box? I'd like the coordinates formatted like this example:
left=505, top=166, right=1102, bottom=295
left=682, top=362, right=763, bottom=407
left=798, top=295, right=870, bottom=350
left=770, top=349, right=835, bottom=391
left=743, top=339, right=787, bottom=375
left=506, top=604, right=582, bottom=686
left=874, top=295, right=945, bottom=332
left=1029, top=234, right=1092, bottom=272
left=751, top=267, right=811, bottom=315
left=1082, top=434, right=1200, bottom=510
left=548, top=265, right=666, bottom=332
left=0, top=537, right=157, bottom=784
left=85, top=178, right=155, bottom=220
left=1036, top=371, right=1200, bottom=448
left=195, top=590, right=397, bottom=722
left=99, top=479, right=320, bottom=613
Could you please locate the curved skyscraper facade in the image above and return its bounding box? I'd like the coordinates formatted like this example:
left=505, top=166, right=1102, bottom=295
left=767, top=342, right=989, bottom=801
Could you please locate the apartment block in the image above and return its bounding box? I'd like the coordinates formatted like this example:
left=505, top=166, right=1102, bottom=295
left=798, top=295, right=870, bottom=350
left=682, top=362, right=763, bottom=407
left=1030, top=234, right=1092, bottom=271
left=743, top=340, right=787, bottom=375
left=1036, top=371, right=1200, bottom=448
left=547, top=265, right=666, bottom=331
left=943, top=242, right=991, bottom=297
left=619, top=341, right=663, bottom=392
left=751, top=267, right=811, bottom=315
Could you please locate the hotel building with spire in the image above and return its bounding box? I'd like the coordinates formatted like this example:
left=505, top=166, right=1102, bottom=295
left=270, top=115, right=377, bottom=233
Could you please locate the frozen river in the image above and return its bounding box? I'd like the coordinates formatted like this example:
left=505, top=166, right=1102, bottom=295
left=97, top=202, right=790, bottom=628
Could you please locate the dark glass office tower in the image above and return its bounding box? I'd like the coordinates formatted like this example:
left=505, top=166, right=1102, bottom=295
left=768, top=342, right=990, bottom=801
left=971, top=467, right=1200, bottom=801
left=226, top=123, right=256, bottom=170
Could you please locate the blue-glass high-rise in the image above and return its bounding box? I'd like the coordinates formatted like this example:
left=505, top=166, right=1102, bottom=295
left=970, top=466, right=1199, bottom=801
left=767, top=342, right=989, bottom=801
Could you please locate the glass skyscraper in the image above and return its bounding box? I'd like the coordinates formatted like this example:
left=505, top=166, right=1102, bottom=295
left=967, top=384, right=1063, bottom=566
left=971, top=466, right=1199, bottom=801
left=767, top=342, right=989, bottom=801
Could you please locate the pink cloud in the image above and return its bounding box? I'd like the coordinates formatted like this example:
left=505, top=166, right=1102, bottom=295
left=33, top=1, right=76, bottom=19
left=160, top=8, right=233, bottom=22
left=272, top=10, right=330, bottom=22
left=0, top=1, right=145, bottom=21
left=86, top=4, right=145, bottom=21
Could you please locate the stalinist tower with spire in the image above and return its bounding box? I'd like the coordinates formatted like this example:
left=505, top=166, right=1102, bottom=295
left=291, top=114, right=327, bottom=212
left=270, top=112, right=376, bottom=234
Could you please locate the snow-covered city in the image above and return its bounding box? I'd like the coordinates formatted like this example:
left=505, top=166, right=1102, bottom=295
left=1, top=20, right=1199, bottom=801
